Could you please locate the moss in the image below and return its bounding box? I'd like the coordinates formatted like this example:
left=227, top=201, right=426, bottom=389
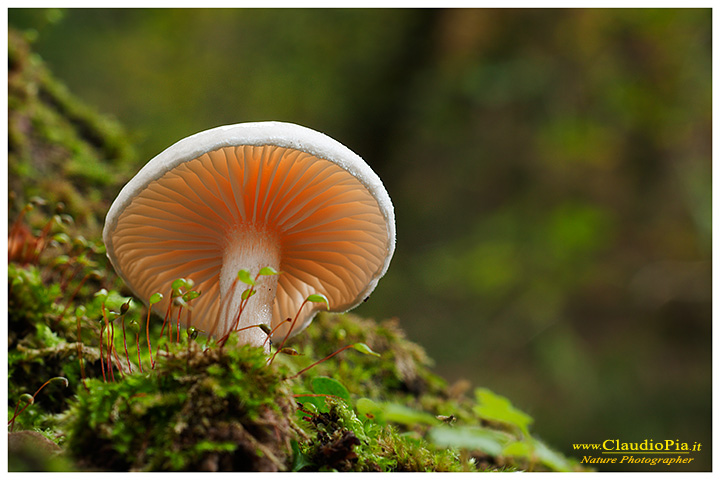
left=62, top=338, right=300, bottom=471
left=298, top=400, right=464, bottom=472
left=8, top=28, right=135, bottom=233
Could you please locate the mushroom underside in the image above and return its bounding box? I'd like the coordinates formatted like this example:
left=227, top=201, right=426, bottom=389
left=107, top=144, right=391, bottom=342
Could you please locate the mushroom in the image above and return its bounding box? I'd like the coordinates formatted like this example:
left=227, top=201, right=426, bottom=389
left=103, top=122, right=395, bottom=350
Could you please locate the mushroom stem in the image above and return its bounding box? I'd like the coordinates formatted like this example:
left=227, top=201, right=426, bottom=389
left=219, top=224, right=280, bottom=350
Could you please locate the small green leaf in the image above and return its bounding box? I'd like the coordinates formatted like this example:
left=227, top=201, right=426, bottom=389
left=237, top=269, right=255, bottom=285
left=294, top=393, right=327, bottom=413
left=428, top=425, right=510, bottom=456
left=311, top=376, right=351, bottom=402
left=351, top=342, right=380, bottom=357
left=356, top=397, right=383, bottom=421
left=382, top=403, right=439, bottom=426
left=291, top=439, right=314, bottom=472
left=149, top=292, right=163, bottom=305
left=94, top=288, right=108, bottom=300
left=259, top=266, right=280, bottom=276
left=473, top=388, right=533, bottom=437
left=306, top=293, right=329, bottom=310
left=302, top=402, right=318, bottom=415
left=241, top=288, right=256, bottom=300
left=502, top=440, right=532, bottom=457
left=527, top=438, right=574, bottom=472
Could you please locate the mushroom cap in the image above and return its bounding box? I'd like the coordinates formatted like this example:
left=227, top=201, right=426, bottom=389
left=103, top=121, right=395, bottom=340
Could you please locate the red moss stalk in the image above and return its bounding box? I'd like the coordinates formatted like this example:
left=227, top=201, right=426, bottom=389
left=287, top=345, right=355, bottom=380
left=146, top=307, right=155, bottom=369
left=99, top=323, right=107, bottom=382
left=135, top=331, right=143, bottom=373
left=121, top=316, right=132, bottom=374
left=55, top=271, right=92, bottom=327
left=270, top=298, right=311, bottom=365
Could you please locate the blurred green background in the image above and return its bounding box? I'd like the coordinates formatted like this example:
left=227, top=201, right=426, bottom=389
left=8, top=8, right=712, bottom=469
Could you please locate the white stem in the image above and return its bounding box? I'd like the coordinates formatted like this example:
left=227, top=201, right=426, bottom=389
left=218, top=224, right=280, bottom=350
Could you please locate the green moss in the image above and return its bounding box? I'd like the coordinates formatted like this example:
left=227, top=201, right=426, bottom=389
left=8, top=28, right=135, bottom=233
left=62, top=337, right=300, bottom=471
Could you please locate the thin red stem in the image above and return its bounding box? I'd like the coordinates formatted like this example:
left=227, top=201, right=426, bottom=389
left=270, top=299, right=309, bottom=365
left=56, top=273, right=90, bottom=326
left=31, top=215, right=55, bottom=264
left=9, top=378, right=66, bottom=430
left=146, top=307, right=155, bottom=369
left=76, top=315, right=85, bottom=382
left=263, top=318, right=291, bottom=348
left=160, top=289, right=175, bottom=339
left=287, top=345, right=354, bottom=380
left=99, top=323, right=107, bottom=382
left=135, top=332, right=143, bottom=373
left=219, top=271, right=264, bottom=347
left=121, top=316, right=132, bottom=373
left=110, top=322, right=125, bottom=380
left=176, top=306, right=182, bottom=343
left=9, top=399, right=23, bottom=432
left=57, top=262, right=82, bottom=302
left=103, top=304, right=114, bottom=382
